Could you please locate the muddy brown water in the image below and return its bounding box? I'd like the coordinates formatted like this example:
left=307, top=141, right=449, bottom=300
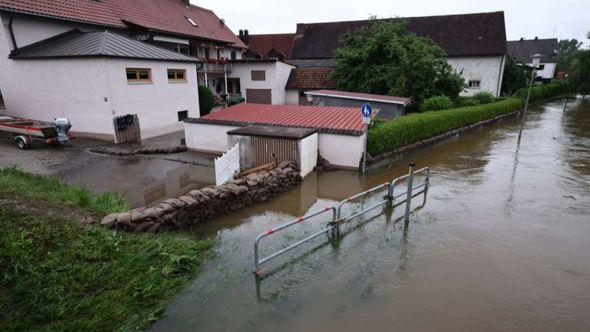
left=151, top=97, right=587, bottom=331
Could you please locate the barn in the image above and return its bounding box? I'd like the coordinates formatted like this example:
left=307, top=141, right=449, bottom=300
left=184, top=103, right=366, bottom=170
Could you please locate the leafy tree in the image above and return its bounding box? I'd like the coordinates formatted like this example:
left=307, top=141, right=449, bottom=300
left=332, top=18, right=464, bottom=110
left=572, top=50, right=590, bottom=96
left=556, top=39, right=582, bottom=71
left=198, top=85, right=215, bottom=116
left=501, top=56, right=532, bottom=96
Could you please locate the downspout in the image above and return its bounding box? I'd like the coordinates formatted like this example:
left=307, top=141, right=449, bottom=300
left=8, top=15, right=18, bottom=51
left=496, top=54, right=506, bottom=97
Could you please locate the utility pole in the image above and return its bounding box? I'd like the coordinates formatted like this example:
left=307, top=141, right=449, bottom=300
left=517, top=54, right=543, bottom=146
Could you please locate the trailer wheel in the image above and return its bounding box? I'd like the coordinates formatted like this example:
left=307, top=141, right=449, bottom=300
left=15, top=136, right=30, bottom=150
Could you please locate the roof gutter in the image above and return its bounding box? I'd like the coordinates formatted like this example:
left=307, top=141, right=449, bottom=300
left=8, top=15, right=17, bottom=50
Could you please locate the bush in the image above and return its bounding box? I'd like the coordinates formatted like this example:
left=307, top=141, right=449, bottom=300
left=198, top=85, right=215, bottom=116
left=228, top=96, right=245, bottom=106
left=421, top=95, right=454, bottom=111
left=471, top=91, right=496, bottom=104
left=368, top=98, right=523, bottom=155
left=457, top=97, right=480, bottom=107
left=514, top=80, right=571, bottom=102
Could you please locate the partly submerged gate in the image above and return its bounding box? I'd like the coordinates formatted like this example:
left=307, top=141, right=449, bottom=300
left=113, top=114, right=140, bottom=143
left=251, top=136, right=298, bottom=167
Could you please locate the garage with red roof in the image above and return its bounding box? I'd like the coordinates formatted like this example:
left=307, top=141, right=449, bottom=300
left=184, top=103, right=368, bottom=169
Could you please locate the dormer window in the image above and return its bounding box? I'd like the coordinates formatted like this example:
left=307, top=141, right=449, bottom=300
left=186, top=17, right=197, bottom=27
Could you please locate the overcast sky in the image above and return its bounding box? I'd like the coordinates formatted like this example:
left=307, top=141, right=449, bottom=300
left=194, top=0, right=589, bottom=45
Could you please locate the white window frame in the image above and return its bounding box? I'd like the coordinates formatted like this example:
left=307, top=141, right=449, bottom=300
left=468, top=80, right=481, bottom=89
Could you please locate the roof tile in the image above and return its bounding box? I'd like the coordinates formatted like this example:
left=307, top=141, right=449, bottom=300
left=286, top=68, right=337, bottom=90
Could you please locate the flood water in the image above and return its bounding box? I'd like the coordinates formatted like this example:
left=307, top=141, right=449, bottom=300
left=153, top=97, right=590, bottom=332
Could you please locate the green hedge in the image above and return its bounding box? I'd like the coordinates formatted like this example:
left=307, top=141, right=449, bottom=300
left=514, top=81, right=571, bottom=102
left=367, top=98, right=523, bottom=155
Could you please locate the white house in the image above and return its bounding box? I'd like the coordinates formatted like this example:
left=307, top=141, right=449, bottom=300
left=227, top=60, right=295, bottom=104
left=507, top=38, right=558, bottom=82
left=0, top=0, right=247, bottom=141
left=254, top=12, right=508, bottom=101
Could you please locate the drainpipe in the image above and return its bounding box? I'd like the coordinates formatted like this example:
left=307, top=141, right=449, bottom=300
left=224, top=64, right=228, bottom=97
left=8, top=15, right=18, bottom=51
left=496, top=54, right=506, bottom=97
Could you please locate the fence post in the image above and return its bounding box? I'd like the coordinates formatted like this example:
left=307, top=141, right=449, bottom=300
left=422, top=168, right=430, bottom=206
left=562, top=96, right=570, bottom=113
left=403, top=163, right=415, bottom=234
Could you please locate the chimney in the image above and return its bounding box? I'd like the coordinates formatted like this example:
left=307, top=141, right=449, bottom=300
left=535, top=36, right=538, bottom=41
left=239, top=29, right=249, bottom=44
left=520, top=37, right=524, bottom=41
left=181, top=0, right=190, bottom=7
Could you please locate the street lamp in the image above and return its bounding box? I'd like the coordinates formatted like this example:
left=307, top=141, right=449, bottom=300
left=517, top=53, right=543, bottom=145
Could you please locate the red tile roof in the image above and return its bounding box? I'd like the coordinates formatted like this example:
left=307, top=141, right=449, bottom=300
left=247, top=33, right=295, bottom=59
left=187, top=103, right=365, bottom=136
left=286, top=68, right=337, bottom=90
left=0, top=0, right=246, bottom=47
left=306, top=90, right=411, bottom=105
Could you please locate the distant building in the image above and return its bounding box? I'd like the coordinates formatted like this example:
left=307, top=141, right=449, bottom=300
left=507, top=38, right=558, bottom=82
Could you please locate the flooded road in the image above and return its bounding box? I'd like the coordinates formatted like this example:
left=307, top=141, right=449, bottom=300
left=153, top=97, right=590, bottom=332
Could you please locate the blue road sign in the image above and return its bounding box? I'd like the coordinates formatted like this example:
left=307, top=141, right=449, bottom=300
left=361, top=103, right=373, bottom=117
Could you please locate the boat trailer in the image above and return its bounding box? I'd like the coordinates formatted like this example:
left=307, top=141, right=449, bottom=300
left=0, top=115, right=73, bottom=149
left=254, top=163, right=430, bottom=276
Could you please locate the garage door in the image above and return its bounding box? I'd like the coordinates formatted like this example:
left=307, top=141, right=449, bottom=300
left=246, top=89, right=272, bottom=104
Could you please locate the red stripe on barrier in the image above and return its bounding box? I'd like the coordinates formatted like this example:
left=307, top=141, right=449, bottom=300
left=324, top=206, right=332, bottom=211
left=297, top=216, right=305, bottom=222
left=266, top=229, right=274, bottom=235
left=347, top=198, right=352, bottom=202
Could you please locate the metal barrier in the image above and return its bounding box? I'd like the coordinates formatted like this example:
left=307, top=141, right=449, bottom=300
left=253, top=163, right=430, bottom=275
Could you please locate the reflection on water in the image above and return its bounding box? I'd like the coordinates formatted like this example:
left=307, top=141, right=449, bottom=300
left=153, top=97, right=590, bottom=332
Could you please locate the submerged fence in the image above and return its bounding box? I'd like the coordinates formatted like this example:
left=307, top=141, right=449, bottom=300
left=253, top=163, right=430, bottom=275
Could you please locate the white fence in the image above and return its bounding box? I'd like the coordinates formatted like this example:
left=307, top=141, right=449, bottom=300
left=215, top=143, right=240, bottom=186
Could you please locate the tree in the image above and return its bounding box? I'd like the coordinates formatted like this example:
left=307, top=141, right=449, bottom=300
left=332, top=18, right=465, bottom=110
left=572, top=50, right=590, bottom=96
left=501, top=56, right=532, bottom=96
left=556, top=39, right=582, bottom=71
left=198, top=85, right=215, bottom=116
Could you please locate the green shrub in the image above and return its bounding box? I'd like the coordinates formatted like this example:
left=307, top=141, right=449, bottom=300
left=514, top=81, right=571, bottom=102
left=421, top=95, right=454, bottom=111
left=198, top=85, right=215, bottom=116
left=228, top=96, right=245, bottom=106
left=368, top=98, right=523, bottom=155
left=471, top=91, right=496, bottom=104
left=457, top=97, right=480, bottom=107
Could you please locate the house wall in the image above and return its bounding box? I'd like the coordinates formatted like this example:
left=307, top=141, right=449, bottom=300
left=447, top=55, right=506, bottom=97
left=286, top=89, right=301, bottom=105
left=318, top=133, right=365, bottom=169
left=229, top=61, right=294, bottom=104
left=298, top=133, right=319, bottom=177
left=184, top=122, right=240, bottom=153
left=105, top=59, right=199, bottom=139
left=310, top=96, right=405, bottom=119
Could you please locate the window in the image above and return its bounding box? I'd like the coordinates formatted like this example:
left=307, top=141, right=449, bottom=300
left=126, top=68, right=151, bottom=83
left=468, top=80, right=481, bottom=89
left=167, top=69, right=187, bottom=82
left=231, top=51, right=237, bottom=60
left=251, top=70, right=266, bottom=81
left=186, top=16, right=198, bottom=27
left=177, top=110, right=188, bottom=122
left=537, top=64, right=545, bottom=70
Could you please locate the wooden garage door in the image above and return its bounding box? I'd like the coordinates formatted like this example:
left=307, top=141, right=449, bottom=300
left=246, top=89, right=272, bottom=104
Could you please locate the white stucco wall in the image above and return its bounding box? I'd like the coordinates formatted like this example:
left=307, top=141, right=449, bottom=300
left=286, top=89, right=301, bottom=105
left=318, top=133, right=365, bottom=169
left=184, top=122, right=240, bottom=153
left=229, top=61, right=294, bottom=104
left=105, top=59, right=199, bottom=138
left=447, top=55, right=506, bottom=97
left=298, top=133, right=318, bottom=177
left=524, top=62, right=556, bottom=80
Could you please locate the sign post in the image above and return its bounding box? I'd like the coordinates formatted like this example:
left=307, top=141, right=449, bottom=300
left=361, top=103, right=372, bottom=174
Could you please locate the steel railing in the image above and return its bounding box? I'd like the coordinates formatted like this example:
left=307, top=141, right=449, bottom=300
left=253, top=164, right=430, bottom=275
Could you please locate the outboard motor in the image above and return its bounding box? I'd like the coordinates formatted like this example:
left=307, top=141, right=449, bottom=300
left=53, top=118, right=72, bottom=142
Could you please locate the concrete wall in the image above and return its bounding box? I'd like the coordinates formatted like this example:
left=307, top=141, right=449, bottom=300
left=229, top=61, right=294, bottom=104
left=184, top=122, right=240, bottom=153
left=447, top=55, right=506, bottom=97
left=318, top=133, right=365, bottom=169
left=298, top=133, right=318, bottom=177
left=286, top=89, right=301, bottom=105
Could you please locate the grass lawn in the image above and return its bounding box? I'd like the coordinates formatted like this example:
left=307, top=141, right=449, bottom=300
left=0, top=167, right=213, bottom=331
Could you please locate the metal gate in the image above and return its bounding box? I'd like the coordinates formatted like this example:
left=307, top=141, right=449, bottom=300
left=251, top=136, right=298, bottom=167
left=113, top=114, right=140, bottom=143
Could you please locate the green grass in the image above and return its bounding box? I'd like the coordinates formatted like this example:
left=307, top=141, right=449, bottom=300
left=368, top=98, right=523, bottom=155
left=0, top=167, right=214, bottom=331
left=0, top=166, right=130, bottom=215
